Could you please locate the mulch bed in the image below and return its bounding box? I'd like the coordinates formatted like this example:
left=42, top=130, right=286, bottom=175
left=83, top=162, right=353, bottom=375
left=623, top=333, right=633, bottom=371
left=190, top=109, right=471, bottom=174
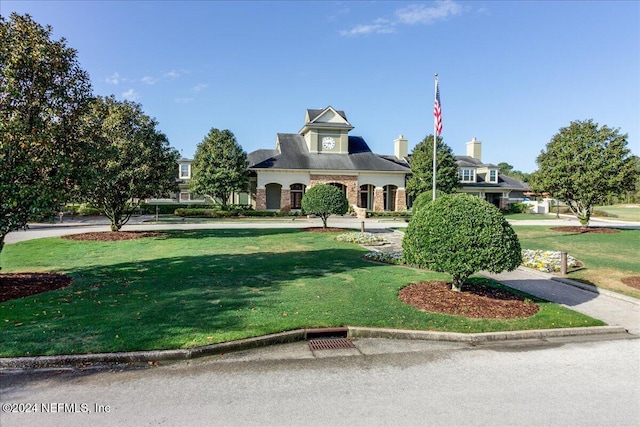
left=302, top=227, right=350, bottom=233
left=398, top=281, right=539, bottom=319
left=621, top=276, right=640, bottom=290
left=62, top=231, right=166, bottom=241
left=0, top=273, right=73, bottom=302
left=549, top=226, right=619, bottom=234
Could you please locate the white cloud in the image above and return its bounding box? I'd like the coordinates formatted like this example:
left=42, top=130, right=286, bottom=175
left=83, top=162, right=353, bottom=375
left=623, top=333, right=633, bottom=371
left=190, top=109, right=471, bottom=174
left=340, top=19, right=396, bottom=36
left=395, top=1, right=462, bottom=25
left=340, top=0, right=463, bottom=37
left=122, top=89, right=139, bottom=101
left=193, top=83, right=209, bottom=92
left=141, top=76, right=158, bottom=85
left=106, top=72, right=120, bottom=84
left=175, top=97, right=194, bottom=104
left=164, top=70, right=180, bottom=79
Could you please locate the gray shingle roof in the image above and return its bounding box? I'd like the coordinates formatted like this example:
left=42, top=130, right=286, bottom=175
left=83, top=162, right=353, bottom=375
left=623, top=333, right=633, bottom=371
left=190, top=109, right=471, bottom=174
left=248, top=133, right=410, bottom=172
left=455, top=155, right=498, bottom=168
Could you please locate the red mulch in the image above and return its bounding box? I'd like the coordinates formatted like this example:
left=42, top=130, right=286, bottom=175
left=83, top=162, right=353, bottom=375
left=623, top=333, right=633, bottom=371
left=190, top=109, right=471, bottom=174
left=302, top=227, right=350, bottom=233
left=621, top=276, right=640, bottom=290
left=398, top=281, right=540, bottom=319
left=0, top=273, right=73, bottom=302
left=62, top=231, right=166, bottom=241
left=549, top=226, right=619, bottom=234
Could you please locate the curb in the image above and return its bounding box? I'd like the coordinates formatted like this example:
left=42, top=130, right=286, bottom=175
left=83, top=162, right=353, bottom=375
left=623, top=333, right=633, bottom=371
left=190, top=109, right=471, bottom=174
left=0, top=325, right=631, bottom=371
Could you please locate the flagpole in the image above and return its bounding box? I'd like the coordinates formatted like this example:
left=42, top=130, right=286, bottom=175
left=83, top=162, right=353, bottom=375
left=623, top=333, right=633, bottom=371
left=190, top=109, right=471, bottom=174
left=432, top=74, right=438, bottom=200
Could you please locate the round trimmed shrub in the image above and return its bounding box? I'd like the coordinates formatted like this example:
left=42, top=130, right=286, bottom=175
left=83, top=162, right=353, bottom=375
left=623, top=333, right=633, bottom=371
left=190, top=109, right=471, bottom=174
left=301, top=184, right=349, bottom=228
left=403, top=193, right=522, bottom=291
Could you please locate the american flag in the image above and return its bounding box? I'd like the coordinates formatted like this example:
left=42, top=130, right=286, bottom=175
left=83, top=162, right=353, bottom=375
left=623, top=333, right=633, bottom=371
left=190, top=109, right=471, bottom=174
left=433, top=82, right=442, bottom=135
left=434, top=81, right=442, bottom=135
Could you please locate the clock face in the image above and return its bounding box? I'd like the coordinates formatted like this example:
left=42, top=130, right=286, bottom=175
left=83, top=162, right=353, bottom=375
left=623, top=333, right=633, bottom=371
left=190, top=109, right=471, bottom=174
left=322, top=137, right=336, bottom=150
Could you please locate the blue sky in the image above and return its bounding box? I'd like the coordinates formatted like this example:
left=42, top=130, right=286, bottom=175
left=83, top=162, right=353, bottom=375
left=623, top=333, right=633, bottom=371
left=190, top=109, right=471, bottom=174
left=3, top=0, right=638, bottom=172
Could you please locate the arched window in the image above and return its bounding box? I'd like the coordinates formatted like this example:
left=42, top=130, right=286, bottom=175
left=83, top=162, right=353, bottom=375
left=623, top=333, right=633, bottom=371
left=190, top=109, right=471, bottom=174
left=383, top=185, right=397, bottom=211
left=290, top=184, right=306, bottom=209
left=359, top=184, right=374, bottom=210
left=265, top=183, right=282, bottom=210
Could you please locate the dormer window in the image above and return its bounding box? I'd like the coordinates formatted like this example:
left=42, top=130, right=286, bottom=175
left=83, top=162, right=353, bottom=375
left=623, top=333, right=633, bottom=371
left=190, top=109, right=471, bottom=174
left=459, top=168, right=476, bottom=182
left=179, top=163, right=190, bottom=179
left=489, top=169, right=497, bottom=183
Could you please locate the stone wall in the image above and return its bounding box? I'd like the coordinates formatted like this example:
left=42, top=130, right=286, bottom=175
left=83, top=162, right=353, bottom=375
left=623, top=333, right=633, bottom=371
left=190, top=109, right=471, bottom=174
left=309, top=175, right=358, bottom=207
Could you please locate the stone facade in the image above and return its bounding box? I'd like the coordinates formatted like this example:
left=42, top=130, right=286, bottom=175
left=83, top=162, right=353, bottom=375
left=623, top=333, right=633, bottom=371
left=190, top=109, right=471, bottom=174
left=373, top=187, right=385, bottom=212
left=309, top=175, right=359, bottom=207
left=256, top=188, right=267, bottom=211
left=395, top=188, right=407, bottom=211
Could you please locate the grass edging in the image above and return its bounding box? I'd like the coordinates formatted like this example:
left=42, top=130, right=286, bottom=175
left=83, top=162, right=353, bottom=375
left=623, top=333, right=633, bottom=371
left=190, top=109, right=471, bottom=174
left=0, top=325, right=628, bottom=371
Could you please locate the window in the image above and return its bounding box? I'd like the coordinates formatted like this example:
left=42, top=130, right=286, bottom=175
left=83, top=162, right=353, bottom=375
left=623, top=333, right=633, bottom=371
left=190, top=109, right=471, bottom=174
left=290, top=184, right=305, bottom=209
left=179, top=163, right=190, bottom=179
left=459, top=169, right=476, bottom=182
left=179, top=191, right=190, bottom=201
left=489, top=169, right=497, bottom=183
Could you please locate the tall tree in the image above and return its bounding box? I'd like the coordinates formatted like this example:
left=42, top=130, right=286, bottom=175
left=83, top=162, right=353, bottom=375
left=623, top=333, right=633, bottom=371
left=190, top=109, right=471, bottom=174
left=190, top=128, right=248, bottom=209
left=530, top=119, right=637, bottom=228
left=77, top=96, right=179, bottom=231
left=0, top=13, right=93, bottom=267
left=406, top=135, right=459, bottom=197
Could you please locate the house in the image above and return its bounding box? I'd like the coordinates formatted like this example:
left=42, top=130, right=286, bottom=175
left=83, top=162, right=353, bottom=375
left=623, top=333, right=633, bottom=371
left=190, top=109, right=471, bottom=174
left=246, top=106, right=411, bottom=212
left=454, top=137, right=529, bottom=209
left=155, top=107, right=528, bottom=211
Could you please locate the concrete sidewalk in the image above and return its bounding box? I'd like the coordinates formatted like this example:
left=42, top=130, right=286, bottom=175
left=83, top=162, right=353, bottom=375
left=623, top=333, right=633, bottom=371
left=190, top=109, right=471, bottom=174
left=482, top=268, right=640, bottom=335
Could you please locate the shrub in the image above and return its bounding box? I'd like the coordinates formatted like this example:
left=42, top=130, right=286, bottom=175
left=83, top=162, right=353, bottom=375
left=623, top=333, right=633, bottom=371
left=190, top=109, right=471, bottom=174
left=301, top=184, right=349, bottom=228
left=411, top=192, right=434, bottom=213
left=403, top=193, right=522, bottom=291
left=76, top=203, right=103, bottom=216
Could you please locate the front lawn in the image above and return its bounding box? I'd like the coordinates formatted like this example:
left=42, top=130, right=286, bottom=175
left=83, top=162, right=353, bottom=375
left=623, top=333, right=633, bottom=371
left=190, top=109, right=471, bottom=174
left=513, top=226, right=640, bottom=298
left=0, top=229, right=602, bottom=357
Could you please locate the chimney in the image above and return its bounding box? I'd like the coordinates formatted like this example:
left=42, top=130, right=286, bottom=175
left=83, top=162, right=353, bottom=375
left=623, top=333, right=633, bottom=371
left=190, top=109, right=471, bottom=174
left=394, top=134, right=408, bottom=159
left=466, top=137, right=482, bottom=161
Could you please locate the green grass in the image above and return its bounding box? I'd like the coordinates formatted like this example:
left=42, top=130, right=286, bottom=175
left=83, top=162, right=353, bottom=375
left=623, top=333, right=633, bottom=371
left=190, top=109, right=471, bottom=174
left=503, top=213, right=558, bottom=220
left=514, top=226, right=640, bottom=298
left=594, top=204, right=640, bottom=222
left=0, top=229, right=602, bottom=357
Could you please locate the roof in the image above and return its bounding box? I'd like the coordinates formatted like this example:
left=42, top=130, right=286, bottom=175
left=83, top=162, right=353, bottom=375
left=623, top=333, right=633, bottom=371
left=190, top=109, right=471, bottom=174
left=461, top=173, right=530, bottom=191
left=455, top=155, right=498, bottom=168
left=248, top=133, right=410, bottom=173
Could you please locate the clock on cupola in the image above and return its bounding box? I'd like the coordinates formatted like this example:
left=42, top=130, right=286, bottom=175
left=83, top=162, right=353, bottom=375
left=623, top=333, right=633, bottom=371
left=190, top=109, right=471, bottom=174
left=322, top=136, right=336, bottom=150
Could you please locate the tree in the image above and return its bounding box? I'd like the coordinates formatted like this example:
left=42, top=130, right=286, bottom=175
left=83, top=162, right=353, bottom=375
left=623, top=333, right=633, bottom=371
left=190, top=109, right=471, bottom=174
left=406, top=135, right=459, bottom=197
left=0, top=13, right=93, bottom=267
left=498, top=162, right=530, bottom=183
left=529, top=119, right=637, bottom=228
left=77, top=96, right=179, bottom=231
left=190, top=128, right=248, bottom=209
left=301, top=184, right=349, bottom=228
left=403, top=193, right=521, bottom=292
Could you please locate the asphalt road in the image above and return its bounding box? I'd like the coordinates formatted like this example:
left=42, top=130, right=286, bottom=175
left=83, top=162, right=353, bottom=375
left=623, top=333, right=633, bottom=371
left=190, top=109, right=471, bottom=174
left=2, top=337, right=639, bottom=427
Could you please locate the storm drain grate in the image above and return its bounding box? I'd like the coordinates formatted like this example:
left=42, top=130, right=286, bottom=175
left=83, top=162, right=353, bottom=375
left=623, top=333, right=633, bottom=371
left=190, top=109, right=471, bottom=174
left=308, top=338, right=356, bottom=351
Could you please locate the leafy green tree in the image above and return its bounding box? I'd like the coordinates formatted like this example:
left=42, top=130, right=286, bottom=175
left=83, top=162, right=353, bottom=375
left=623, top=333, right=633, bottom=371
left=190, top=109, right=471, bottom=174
left=529, top=119, right=637, bottom=228
left=77, top=96, right=179, bottom=231
left=406, top=135, right=459, bottom=197
left=301, top=184, right=349, bottom=228
left=190, top=128, right=248, bottom=209
left=403, top=193, right=521, bottom=292
left=497, top=162, right=514, bottom=176
left=0, top=13, right=93, bottom=266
